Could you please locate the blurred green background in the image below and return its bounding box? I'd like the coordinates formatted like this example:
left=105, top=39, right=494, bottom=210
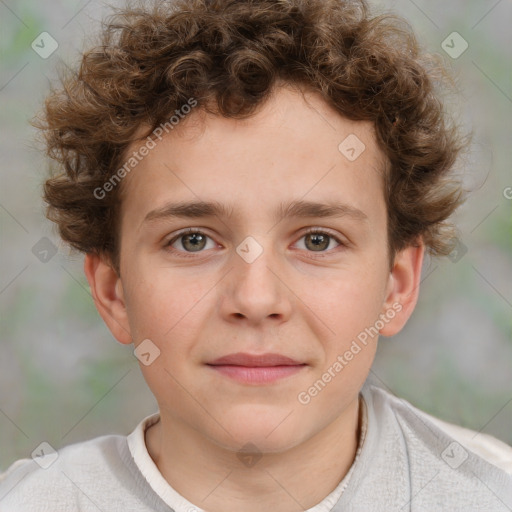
left=1, top=0, right=511, bottom=470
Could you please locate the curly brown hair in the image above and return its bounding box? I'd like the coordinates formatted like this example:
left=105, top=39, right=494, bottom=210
left=34, top=0, right=466, bottom=275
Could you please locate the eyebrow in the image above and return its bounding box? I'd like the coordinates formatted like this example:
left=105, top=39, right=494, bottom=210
left=142, top=199, right=368, bottom=226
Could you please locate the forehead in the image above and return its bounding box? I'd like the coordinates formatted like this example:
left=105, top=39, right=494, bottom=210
left=118, top=85, right=387, bottom=227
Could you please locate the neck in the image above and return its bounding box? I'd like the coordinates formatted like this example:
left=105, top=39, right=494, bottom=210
left=145, top=396, right=363, bottom=512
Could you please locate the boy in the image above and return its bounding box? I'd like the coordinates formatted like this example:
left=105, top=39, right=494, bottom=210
left=1, top=0, right=511, bottom=510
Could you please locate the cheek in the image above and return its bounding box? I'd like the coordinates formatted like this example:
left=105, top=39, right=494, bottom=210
left=124, top=272, right=209, bottom=397
left=299, top=271, right=385, bottom=416
left=123, top=269, right=206, bottom=344
left=321, top=265, right=388, bottom=337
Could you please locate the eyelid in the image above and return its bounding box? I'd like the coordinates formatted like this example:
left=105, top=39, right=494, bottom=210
left=300, top=226, right=345, bottom=242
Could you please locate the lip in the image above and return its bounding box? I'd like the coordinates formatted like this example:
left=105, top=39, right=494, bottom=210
left=206, top=352, right=307, bottom=385
left=208, top=352, right=303, bottom=366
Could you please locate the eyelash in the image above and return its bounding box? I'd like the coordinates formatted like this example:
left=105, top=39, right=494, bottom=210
left=164, top=227, right=346, bottom=259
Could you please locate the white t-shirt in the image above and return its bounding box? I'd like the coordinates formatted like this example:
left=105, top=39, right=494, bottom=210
left=1, top=383, right=511, bottom=511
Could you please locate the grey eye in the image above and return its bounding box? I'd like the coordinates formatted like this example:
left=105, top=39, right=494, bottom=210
left=296, top=231, right=341, bottom=252
left=169, top=231, right=216, bottom=252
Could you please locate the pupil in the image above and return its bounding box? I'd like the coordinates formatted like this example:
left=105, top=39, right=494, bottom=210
left=184, top=233, right=205, bottom=251
left=309, top=233, right=328, bottom=251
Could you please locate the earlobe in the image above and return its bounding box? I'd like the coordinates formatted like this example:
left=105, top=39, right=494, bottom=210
left=379, top=242, right=425, bottom=337
left=83, top=253, right=132, bottom=345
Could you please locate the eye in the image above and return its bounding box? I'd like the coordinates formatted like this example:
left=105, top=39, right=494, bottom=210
left=295, top=228, right=344, bottom=254
left=165, top=228, right=217, bottom=255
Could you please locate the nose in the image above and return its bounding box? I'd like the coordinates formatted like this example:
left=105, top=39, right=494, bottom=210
left=219, top=237, right=293, bottom=327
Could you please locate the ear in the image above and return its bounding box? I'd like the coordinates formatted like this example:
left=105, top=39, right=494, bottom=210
left=83, top=252, right=132, bottom=345
left=379, top=241, right=425, bottom=337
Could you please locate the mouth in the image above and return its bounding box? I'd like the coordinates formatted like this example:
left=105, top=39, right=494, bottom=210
left=206, top=352, right=307, bottom=385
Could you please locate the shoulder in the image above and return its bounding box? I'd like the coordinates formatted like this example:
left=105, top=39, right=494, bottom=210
left=0, top=434, right=132, bottom=512
left=354, top=383, right=512, bottom=509
left=421, top=407, right=512, bottom=475
left=365, top=384, right=512, bottom=475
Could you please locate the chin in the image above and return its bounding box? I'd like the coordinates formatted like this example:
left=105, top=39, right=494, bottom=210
left=208, top=408, right=307, bottom=455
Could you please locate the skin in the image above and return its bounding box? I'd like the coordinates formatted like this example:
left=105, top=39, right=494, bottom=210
left=84, top=83, right=424, bottom=512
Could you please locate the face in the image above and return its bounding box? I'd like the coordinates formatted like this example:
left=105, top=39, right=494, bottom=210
left=87, top=84, right=422, bottom=454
